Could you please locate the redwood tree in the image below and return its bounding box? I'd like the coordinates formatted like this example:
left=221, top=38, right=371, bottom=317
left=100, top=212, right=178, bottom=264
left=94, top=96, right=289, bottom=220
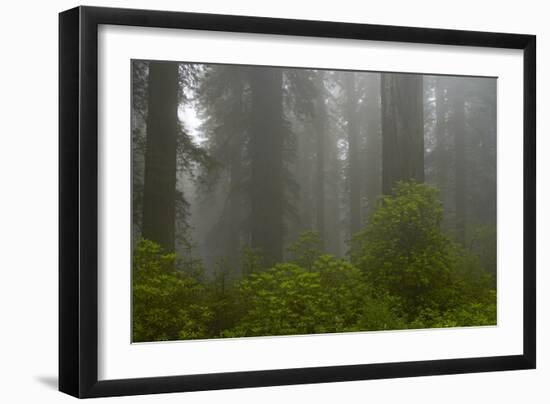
left=249, top=67, right=284, bottom=265
left=142, top=61, right=179, bottom=251
left=381, top=73, right=425, bottom=195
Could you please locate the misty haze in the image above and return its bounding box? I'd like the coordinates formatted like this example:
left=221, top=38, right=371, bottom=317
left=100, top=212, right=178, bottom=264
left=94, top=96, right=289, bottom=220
left=131, top=60, right=497, bottom=342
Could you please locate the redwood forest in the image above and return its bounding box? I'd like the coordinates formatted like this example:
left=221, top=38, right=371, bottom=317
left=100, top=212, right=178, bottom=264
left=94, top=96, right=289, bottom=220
left=131, top=60, right=497, bottom=342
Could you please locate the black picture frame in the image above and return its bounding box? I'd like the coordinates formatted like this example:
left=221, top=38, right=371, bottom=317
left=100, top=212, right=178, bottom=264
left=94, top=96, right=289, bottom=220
left=59, top=5, right=536, bottom=398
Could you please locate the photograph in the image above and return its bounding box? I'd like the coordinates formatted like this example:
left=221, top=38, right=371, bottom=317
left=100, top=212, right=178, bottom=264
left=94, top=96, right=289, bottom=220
left=131, top=60, right=497, bottom=343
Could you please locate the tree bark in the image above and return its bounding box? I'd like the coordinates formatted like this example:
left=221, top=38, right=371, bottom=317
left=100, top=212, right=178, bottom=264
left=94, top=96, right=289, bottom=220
left=381, top=73, right=425, bottom=195
left=249, top=67, right=284, bottom=266
left=452, top=84, right=467, bottom=244
left=363, top=73, right=382, bottom=220
left=141, top=61, right=179, bottom=251
left=434, top=79, right=448, bottom=193
left=314, top=75, right=327, bottom=249
left=325, top=131, right=342, bottom=257
left=345, top=73, right=362, bottom=236
left=226, top=128, right=245, bottom=275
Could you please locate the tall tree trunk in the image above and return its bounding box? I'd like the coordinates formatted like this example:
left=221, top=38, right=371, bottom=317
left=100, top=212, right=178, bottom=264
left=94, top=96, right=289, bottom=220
left=381, top=73, right=425, bottom=195
left=249, top=67, right=284, bottom=266
left=226, top=141, right=245, bottom=276
left=345, top=73, right=362, bottom=236
left=131, top=61, right=148, bottom=245
left=433, top=78, right=453, bottom=230
left=227, top=84, right=247, bottom=275
left=296, top=126, right=313, bottom=234
left=434, top=79, right=448, bottom=192
left=325, top=130, right=342, bottom=257
left=452, top=84, right=467, bottom=244
left=141, top=61, right=179, bottom=251
left=363, top=73, right=382, bottom=220
left=225, top=154, right=244, bottom=272
left=314, top=76, right=327, bottom=249
left=486, top=79, right=497, bottom=227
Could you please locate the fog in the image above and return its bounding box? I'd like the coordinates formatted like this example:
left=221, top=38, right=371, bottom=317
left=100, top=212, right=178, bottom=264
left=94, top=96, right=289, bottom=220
left=132, top=61, right=496, bottom=280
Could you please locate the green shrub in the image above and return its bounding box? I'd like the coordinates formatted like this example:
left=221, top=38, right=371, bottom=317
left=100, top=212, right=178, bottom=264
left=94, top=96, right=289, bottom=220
left=224, top=263, right=324, bottom=337
left=411, top=291, right=496, bottom=329
left=469, top=225, right=497, bottom=285
left=224, top=255, right=405, bottom=337
left=350, top=182, right=496, bottom=325
left=350, top=182, right=455, bottom=319
left=241, top=246, right=264, bottom=276
left=131, top=183, right=496, bottom=341
left=287, top=231, right=322, bottom=271
left=313, top=255, right=405, bottom=331
left=132, top=239, right=212, bottom=342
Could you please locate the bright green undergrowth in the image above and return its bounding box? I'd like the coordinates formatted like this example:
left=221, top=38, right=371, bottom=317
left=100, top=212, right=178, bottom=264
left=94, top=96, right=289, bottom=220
left=132, top=182, right=496, bottom=343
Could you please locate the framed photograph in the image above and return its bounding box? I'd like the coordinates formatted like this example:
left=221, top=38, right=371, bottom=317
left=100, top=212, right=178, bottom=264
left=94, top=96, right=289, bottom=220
left=59, top=6, right=536, bottom=398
